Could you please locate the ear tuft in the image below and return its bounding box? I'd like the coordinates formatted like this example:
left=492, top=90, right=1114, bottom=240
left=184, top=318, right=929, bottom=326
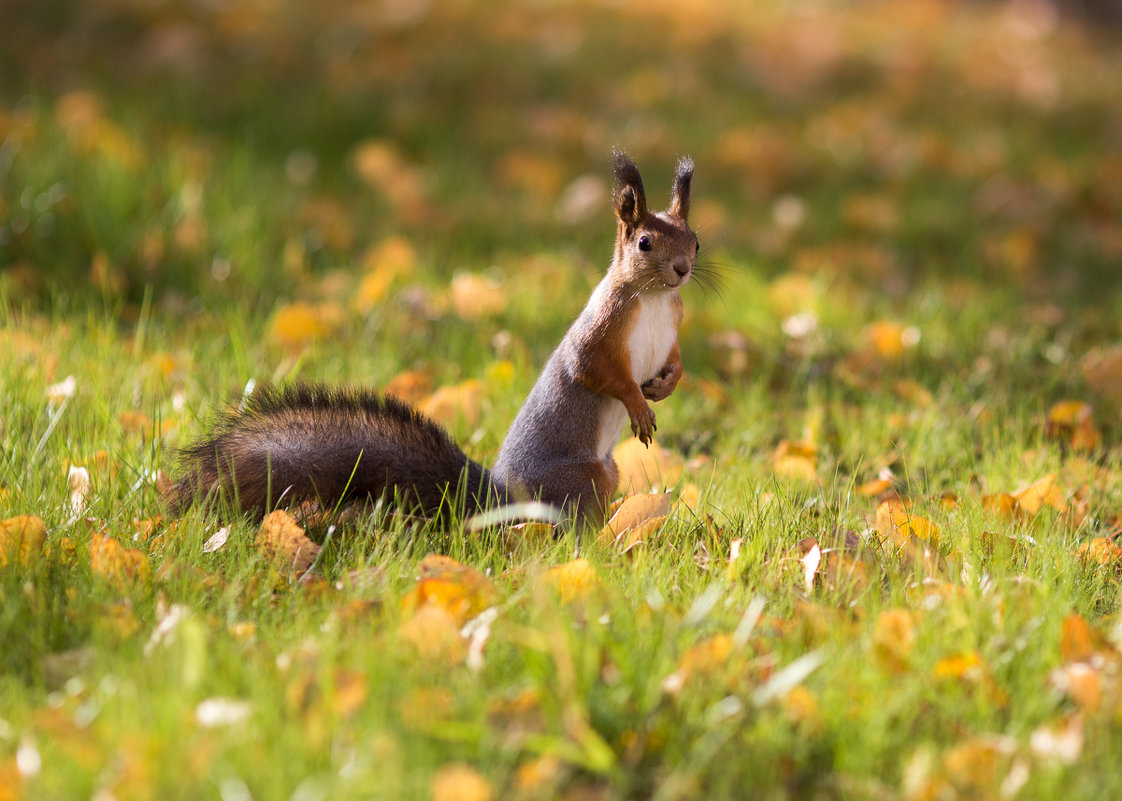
left=612, top=149, right=647, bottom=227
left=670, top=156, right=694, bottom=221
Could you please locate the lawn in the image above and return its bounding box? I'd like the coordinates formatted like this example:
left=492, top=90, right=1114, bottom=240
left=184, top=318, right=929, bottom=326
left=3, top=1, right=1122, bottom=798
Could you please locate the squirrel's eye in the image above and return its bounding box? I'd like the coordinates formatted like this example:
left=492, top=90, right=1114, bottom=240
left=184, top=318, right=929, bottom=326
left=695, top=240, right=700, bottom=253
left=638, top=235, right=652, bottom=252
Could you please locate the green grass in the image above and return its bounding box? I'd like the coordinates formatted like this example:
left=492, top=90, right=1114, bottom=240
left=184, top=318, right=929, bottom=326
left=5, top=0, right=1122, bottom=798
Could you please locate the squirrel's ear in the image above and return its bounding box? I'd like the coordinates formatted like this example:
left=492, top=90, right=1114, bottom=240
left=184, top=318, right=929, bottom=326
left=612, top=150, right=647, bottom=229
left=670, top=156, right=694, bottom=221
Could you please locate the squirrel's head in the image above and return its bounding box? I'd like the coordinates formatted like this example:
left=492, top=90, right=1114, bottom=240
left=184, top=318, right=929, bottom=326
left=610, top=150, right=697, bottom=292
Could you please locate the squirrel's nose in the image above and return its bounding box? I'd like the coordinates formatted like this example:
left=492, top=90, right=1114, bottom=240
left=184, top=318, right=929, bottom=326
left=673, top=261, right=690, bottom=278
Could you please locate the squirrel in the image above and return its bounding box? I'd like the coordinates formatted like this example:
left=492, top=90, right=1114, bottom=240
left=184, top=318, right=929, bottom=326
left=171, top=151, right=698, bottom=528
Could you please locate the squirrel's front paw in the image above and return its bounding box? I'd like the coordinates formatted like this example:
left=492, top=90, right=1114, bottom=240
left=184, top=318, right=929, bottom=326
left=629, top=404, right=657, bottom=447
left=642, top=363, right=681, bottom=402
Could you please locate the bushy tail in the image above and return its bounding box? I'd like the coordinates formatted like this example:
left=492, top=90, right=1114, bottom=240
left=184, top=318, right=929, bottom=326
left=170, top=384, right=504, bottom=519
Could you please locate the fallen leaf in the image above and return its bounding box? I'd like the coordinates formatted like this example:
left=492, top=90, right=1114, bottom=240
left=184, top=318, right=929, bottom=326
left=865, top=321, right=920, bottom=360
left=330, top=669, right=368, bottom=719
left=450, top=272, right=507, bottom=321
left=613, top=438, right=684, bottom=492
left=0, top=515, right=47, bottom=567
left=801, top=543, right=821, bottom=594
left=1046, top=401, right=1100, bottom=451
left=876, top=499, right=940, bottom=548
left=772, top=439, right=817, bottom=481
left=399, top=604, right=466, bottom=664
left=1011, top=474, right=1065, bottom=516
left=543, top=558, right=599, bottom=603
left=1049, top=663, right=1102, bottom=713
left=89, top=534, right=151, bottom=587
left=430, top=764, right=493, bottom=801
left=268, top=302, right=338, bottom=351
left=872, top=608, right=916, bottom=673
left=599, top=493, right=672, bottom=544
left=255, top=510, right=320, bottom=575
left=404, top=554, right=495, bottom=625
left=1060, top=615, right=1113, bottom=664
left=661, top=633, right=736, bottom=695
left=383, top=369, right=433, bottom=406
left=1074, top=538, right=1122, bottom=570
left=420, top=380, right=484, bottom=428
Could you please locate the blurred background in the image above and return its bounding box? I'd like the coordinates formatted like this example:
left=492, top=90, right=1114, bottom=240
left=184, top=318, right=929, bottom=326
left=1, top=0, right=1120, bottom=317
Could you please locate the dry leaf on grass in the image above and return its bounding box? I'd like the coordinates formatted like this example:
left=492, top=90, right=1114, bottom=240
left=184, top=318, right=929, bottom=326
left=876, top=499, right=940, bottom=548
left=89, top=534, right=150, bottom=587
left=0, top=515, right=47, bottom=567
left=430, top=764, right=494, bottom=801
left=399, top=604, right=466, bottom=665
left=613, top=438, right=684, bottom=493
left=1046, top=401, right=1101, bottom=451
left=256, top=510, right=320, bottom=575
left=599, top=493, right=672, bottom=546
left=403, top=554, right=495, bottom=625
left=872, top=608, right=916, bottom=674
left=542, top=558, right=599, bottom=603
left=772, top=440, right=817, bottom=481
left=420, top=380, right=484, bottom=428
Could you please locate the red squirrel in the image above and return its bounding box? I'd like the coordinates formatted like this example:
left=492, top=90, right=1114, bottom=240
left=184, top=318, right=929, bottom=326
left=172, top=152, right=697, bottom=527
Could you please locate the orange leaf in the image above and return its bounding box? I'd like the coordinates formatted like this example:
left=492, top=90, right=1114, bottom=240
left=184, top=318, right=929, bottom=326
left=0, top=515, right=47, bottom=567
left=872, top=608, right=916, bottom=673
left=599, top=493, right=672, bottom=544
left=613, top=438, right=684, bottom=493
left=268, top=302, right=332, bottom=351
left=398, top=604, right=466, bottom=665
left=1074, top=537, right=1122, bottom=569
left=405, top=554, right=494, bottom=625
left=865, top=321, right=919, bottom=360
left=1060, top=615, right=1111, bottom=664
left=450, top=272, right=507, bottom=321
left=1011, top=474, right=1065, bottom=516
left=876, top=499, right=940, bottom=548
left=661, top=633, right=736, bottom=694
left=772, top=440, right=817, bottom=481
left=430, top=764, right=493, bottom=801
left=933, top=651, right=982, bottom=679
left=420, top=380, right=484, bottom=428
left=89, top=534, right=150, bottom=586
left=255, top=510, right=320, bottom=574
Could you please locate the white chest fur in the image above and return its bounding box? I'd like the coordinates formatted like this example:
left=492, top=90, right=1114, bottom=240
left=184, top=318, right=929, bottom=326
left=594, top=291, right=678, bottom=457
left=628, top=292, right=678, bottom=384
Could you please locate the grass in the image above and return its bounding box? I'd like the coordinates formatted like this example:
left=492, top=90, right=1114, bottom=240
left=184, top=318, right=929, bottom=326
left=4, top=0, right=1122, bottom=798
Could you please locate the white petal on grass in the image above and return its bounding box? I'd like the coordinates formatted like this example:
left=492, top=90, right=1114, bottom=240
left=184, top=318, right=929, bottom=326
left=802, top=544, right=821, bottom=594
left=203, top=526, right=232, bottom=554
left=684, top=584, right=723, bottom=626
left=47, top=375, right=77, bottom=403
left=68, top=466, right=90, bottom=515
left=144, top=603, right=191, bottom=656
left=1030, top=715, right=1083, bottom=764
left=752, top=649, right=827, bottom=706
left=733, top=596, right=766, bottom=647
left=195, top=698, right=252, bottom=728
left=461, top=607, right=498, bottom=673
left=16, top=738, right=41, bottom=777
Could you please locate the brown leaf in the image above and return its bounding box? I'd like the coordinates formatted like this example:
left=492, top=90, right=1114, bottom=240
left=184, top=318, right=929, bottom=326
left=1074, top=538, right=1122, bottom=570
left=399, top=604, right=466, bottom=665
left=1011, top=473, right=1065, bottom=516
left=255, top=510, right=320, bottom=575
left=1046, top=401, right=1101, bottom=451
left=876, top=499, right=940, bottom=548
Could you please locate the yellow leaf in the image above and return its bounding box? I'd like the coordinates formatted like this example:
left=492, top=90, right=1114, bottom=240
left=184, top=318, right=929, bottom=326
left=355, top=236, right=416, bottom=312
left=661, top=633, right=736, bottom=695
left=268, top=302, right=331, bottom=350
left=255, top=510, right=320, bottom=575
left=772, top=440, right=817, bottom=481
left=0, top=515, right=47, bottom=567
left=613, top=438, right=684, bottom=493
left=330, top=668, right=368, bottom=719
left=1046, top=401, right=1101, bottom=451
left=542, top=558, right=599, bottom=604
left=1049, top=663, right=1102, bottom=713
left=1011, top=473, right=1066, bottom=516
left=1060, top=614, right=1112, bottom=664
left=430, top=764, right=493, bottom=801
left=982, top=493, right=1023, bottom=520
left=856, top=477, right=894, bottom=497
